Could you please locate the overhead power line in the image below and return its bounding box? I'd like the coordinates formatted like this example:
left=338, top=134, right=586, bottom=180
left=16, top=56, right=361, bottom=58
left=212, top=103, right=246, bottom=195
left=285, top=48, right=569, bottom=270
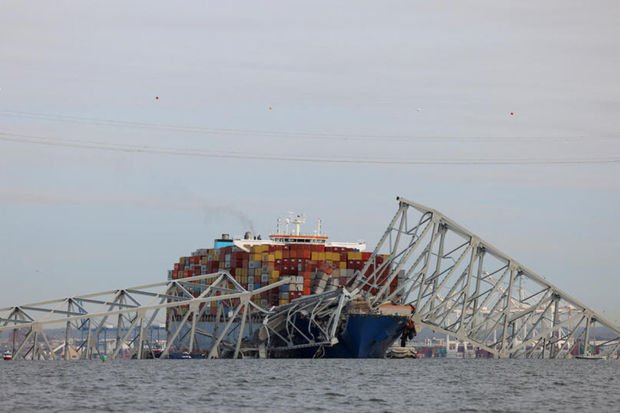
left=1, top=110, right=619, bottom=143
left=1, top=131, right=619, bottom=166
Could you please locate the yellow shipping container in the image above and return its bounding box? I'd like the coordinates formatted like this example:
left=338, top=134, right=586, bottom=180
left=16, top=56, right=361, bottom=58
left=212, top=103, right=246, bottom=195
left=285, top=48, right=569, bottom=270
left=274, top=250, right=283, bottom=260
left=339, top=261, right=347, bottom=269
left=255, top=245, right=269, bottom=253
left=266, top=254, right=275, bottom=262
left=272, top=270, right=280, bottom=278
left=347, top=251, right=362, bottom=260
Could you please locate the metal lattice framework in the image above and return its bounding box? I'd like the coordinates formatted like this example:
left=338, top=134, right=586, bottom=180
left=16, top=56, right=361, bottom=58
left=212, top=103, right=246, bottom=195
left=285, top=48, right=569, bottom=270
left=258, top=289, right=351, bottom=357
left=0, top=272, right=284, bottom=360
left=2, top=197, right=619, bottom=360
left=352, top=197, right=620, bottom=358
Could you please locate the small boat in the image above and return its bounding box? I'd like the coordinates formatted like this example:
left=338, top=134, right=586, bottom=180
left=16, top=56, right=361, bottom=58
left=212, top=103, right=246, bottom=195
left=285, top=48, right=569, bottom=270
left=575, top=354, right=606, bottom=360
left=3, top=351, right=13, bottom=361
left=386, top=346, right=417, bottom=359
left=168, top=351, right=192, bottom=359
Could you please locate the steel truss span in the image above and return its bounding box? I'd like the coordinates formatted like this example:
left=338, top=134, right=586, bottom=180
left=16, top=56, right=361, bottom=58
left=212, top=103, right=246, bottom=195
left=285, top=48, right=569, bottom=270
left=0, top=273, right=286, bottom=360
left=2, top=197, right=618, bottom=360
left=258, top=289, right=351, bottom=357
left=351, top=197, right=620, bottom=359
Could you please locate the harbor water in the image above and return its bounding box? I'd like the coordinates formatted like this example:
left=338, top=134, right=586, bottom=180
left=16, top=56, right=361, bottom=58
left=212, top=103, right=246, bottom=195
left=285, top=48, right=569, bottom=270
left=1, top=359, right=618, bottom=412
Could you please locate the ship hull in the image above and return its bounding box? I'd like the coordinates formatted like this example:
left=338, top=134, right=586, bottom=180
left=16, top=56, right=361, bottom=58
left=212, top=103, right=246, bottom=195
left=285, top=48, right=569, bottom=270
left=271, top=313, right=407, bottom=359
left=326, top=313, right=407, bottom=358
left=168, top=313, right=407, bottom=359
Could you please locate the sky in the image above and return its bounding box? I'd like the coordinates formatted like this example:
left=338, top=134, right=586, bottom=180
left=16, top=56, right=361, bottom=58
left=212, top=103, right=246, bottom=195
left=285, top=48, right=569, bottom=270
left=1, top=1, right=619, bottom=322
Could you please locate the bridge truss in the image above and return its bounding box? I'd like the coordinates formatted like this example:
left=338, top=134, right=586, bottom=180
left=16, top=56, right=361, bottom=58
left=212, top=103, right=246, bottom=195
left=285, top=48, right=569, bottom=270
left=352, top=197, right=620, bottom=358
left=0, top=273, right=285, bottom=360
left=2, top=197, right=619, bottom=360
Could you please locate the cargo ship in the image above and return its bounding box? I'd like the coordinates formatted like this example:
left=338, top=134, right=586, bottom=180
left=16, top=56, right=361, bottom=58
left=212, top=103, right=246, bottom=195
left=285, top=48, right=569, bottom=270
left=166, top=214, right=413, bottom=358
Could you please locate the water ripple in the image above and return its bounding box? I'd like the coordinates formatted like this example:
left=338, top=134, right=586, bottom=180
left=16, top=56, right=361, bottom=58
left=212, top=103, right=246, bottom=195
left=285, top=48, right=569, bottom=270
left=1, top=359, right=619, bottom=412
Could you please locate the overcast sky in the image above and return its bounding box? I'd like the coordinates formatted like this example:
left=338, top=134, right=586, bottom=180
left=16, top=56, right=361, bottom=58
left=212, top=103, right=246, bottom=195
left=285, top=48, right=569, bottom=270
left=1, top=1, right=619, bottom=322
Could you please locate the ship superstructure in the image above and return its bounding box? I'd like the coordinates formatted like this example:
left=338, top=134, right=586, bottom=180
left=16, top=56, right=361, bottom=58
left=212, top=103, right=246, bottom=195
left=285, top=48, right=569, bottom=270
left=168, top=215, right=394, bottom=310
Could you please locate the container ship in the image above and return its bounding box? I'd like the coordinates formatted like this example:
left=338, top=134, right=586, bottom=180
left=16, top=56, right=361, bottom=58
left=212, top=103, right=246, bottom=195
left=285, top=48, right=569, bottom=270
left=166, top=215, right=414, bottom=358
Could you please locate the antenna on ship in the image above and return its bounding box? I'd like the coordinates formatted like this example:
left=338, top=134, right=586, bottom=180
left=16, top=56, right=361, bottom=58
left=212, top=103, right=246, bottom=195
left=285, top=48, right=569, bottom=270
left=317, top=219, right=322, bottom=236
left=290, top=213, right=305, bottom=236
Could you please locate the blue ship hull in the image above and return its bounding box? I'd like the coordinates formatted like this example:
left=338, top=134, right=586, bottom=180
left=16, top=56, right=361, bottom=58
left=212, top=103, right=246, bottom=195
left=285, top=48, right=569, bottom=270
left=326, top=313, right=408, bottom=358
left=280, top=313, right=408, bottom=359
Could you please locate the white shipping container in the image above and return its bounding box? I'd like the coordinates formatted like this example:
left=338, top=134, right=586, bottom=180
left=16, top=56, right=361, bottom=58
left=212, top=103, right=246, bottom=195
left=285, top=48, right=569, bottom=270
left=328, top=278, right=340, bottom=286
left=315, top=279, right=327, bottom=288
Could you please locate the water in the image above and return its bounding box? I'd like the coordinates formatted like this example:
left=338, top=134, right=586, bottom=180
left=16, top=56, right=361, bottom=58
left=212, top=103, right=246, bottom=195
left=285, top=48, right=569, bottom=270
left=1, top=359, right=618, bottom=412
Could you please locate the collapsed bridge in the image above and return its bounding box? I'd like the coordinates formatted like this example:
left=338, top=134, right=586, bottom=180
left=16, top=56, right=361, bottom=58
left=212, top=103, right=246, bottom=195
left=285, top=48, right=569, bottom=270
left=1, top=197, right=619, bottom=359
left=352, top=197, right=620, bottom=359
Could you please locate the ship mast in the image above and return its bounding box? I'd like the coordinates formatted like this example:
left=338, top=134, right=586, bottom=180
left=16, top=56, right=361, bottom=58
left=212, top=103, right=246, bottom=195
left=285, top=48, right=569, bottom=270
left=288, top=213, right=305, bottom=236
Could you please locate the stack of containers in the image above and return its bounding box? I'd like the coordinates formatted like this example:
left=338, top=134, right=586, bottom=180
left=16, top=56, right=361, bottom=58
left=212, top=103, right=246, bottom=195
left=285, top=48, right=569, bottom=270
left=167, top=242, right=395, bottom=318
